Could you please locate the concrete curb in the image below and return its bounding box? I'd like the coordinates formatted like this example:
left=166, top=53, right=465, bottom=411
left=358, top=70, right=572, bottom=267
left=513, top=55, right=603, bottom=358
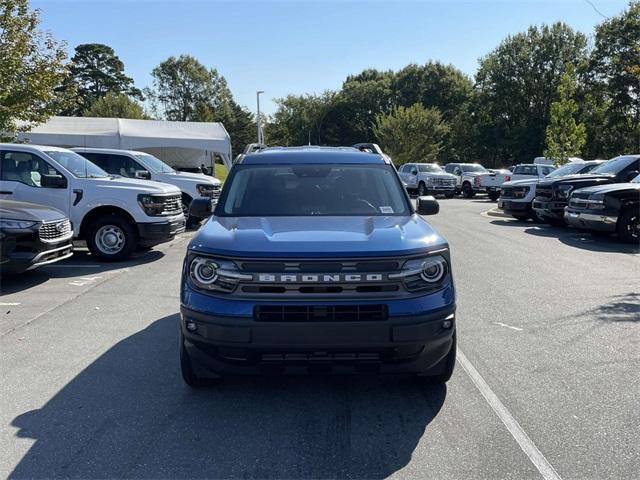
left=482, top=208, right=512, bottom=219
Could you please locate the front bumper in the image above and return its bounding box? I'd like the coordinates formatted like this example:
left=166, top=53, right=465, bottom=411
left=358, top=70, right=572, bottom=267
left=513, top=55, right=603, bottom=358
left=564, top=207, right=618, bottom=232
left=498, top=199, right=531, bottom=215
left=532, top=198, right=567, bottom=220
left=181, top=304, right=456, bottom=376
left=137, top=215, right=186, bottom=246
left=0, top=229, right=73, bottom=274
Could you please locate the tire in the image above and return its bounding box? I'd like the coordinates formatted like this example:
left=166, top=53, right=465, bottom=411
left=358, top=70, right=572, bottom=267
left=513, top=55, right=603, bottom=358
left=180, top=334, right=211, bottom=388
left=86, top=214, right=137, bottom=261
left=488, top=191, right=500, bottom=202
left=617, top=208, right=640, bottom=244
left=513, top=214, right=530, bottom=221
left=426, top=331, right=456, bottom=384
left=181, top=194, right=200, bottom=229
left=462, top=182, right=474, bottom=198
left=531, top=209, right=545, bottom=223
left=417, top=182, right=427, bottom=196
left=444, top=193, right=455, bottom=199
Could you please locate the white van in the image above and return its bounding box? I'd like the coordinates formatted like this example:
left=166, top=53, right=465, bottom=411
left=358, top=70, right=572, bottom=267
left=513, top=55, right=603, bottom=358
left=0, top=144, right=185, bottom=261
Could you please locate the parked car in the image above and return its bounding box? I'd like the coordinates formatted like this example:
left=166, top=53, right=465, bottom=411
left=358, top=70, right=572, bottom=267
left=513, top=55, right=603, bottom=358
left=444, top=163, right=489, bottom=198
left=533, top=155, right=640, bottom=224
left=565, top=174, right=640, bottom=243
left=0, top=200, right=73, bottom=274
left=398, top=163, right=457, bottom=197
left=499, top=160, right=604, bottom=221
left=72, top=148, right=221, bottom=225
left=0, top=144, right=185, bottom=261
left=180, top=146, right=456, bottom=386
left=476, top=164, right=557, bottom=201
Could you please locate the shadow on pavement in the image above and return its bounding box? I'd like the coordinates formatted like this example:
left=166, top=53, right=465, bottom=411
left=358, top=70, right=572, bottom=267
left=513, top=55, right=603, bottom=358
left=584, top=293, right=640, bottom=323
left=0, top=250, right=165, bottom=295
left=523, top=226, right=640, bottom=253
left=10, top=314, right=446, bottom=479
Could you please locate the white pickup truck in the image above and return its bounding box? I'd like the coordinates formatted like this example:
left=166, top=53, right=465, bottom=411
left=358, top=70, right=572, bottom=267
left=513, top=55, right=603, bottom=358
left=477, top=164, right=556, bottom=201
left=0, top=144, right=185, bottom=261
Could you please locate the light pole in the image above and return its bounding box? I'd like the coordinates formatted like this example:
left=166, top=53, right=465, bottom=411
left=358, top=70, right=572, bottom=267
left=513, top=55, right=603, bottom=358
left=256, top=90, right=264, bottom=144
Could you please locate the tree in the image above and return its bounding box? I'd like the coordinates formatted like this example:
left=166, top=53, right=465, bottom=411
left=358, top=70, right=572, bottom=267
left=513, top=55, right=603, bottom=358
left=587, top=1, right=640, bottom=154
left=544, top=65, right=586, bottom=164
left=475, top=23, right=588, bottom=163
left=62, top=43, right=141, bottom=116
left=373, top=103, right=449, bottom=165
left=83, top=92, right=147, bottom=119
left=0, top=0, right=70, bottom=139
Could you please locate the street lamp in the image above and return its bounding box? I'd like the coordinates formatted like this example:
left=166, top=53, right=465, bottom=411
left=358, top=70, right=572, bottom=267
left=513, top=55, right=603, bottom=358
left=256, top=90, right=264, bottom=144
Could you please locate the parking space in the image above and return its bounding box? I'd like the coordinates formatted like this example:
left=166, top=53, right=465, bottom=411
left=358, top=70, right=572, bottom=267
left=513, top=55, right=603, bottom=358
left=1, top=197, right=638, bottom=479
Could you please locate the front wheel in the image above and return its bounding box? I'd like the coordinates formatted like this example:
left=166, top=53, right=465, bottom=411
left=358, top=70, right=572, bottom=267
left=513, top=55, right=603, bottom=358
left=425, top=331, right=456, bottom=384
left=617, top=208, right=640, bottom=244
left=513, top=214, right=530, bottom=221
left=417, top=182, right=427, bottom=196
left=86, top=215, right=137, bottom=261
left=488, top=191, right=500, bottom=202
left=462, top=183, right=474, bottom=198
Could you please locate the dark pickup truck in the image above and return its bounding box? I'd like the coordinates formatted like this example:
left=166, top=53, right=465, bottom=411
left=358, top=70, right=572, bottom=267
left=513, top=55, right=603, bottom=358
left=565, top=174, right=640, bottom=243
left=532, top=155, right=640, bottom=224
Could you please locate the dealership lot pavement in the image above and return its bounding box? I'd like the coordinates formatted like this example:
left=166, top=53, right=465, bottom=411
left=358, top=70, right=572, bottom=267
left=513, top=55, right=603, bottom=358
left=1, top=199, right=638, bottom=479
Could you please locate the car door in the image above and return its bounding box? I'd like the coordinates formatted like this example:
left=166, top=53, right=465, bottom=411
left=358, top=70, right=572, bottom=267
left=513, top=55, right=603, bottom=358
left=0, top=150, right=70, bottom=216
left=81, top=152, right=144, bottom=178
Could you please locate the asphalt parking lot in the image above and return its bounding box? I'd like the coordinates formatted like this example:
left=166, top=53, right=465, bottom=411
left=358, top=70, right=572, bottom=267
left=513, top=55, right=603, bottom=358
left=1, top=198, right=638, bottom=479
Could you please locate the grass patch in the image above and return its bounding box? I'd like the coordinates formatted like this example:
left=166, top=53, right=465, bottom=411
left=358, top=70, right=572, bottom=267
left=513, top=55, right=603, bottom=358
left=214, top=163, right=229, bottom=183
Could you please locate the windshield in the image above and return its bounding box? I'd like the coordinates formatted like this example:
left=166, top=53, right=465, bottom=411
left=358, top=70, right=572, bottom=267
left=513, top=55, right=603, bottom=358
left=417, top=164, right=443, bottom=173
left=45, top=151, right=109, bottom=178
left=592, top=156, right=636, bottom=175
left=461, top=164, right=487, bottom=173
left=217, top=164, right=410, bottom=217
left=547, top=162, right=588, bottom=177
left=133, top=153, right=175, bottom=174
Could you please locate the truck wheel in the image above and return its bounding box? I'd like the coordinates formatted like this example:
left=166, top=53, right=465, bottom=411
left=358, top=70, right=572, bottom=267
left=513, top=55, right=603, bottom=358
left=617, top=208, right=640, bottom=244
left=417, top=182, right=427, bottom=196
left=488, top=191, right=500, bottom=202
left=180, top=334, right=213, bottom=388
left=86, top=215, right=137, bottom=261
left=531, top=209, right=545, bottom=223
left=445, top=193, right=455, bottom=199
left=426, top=331, right=456, bottom=384
left=462, top=182, right=474, bottom=198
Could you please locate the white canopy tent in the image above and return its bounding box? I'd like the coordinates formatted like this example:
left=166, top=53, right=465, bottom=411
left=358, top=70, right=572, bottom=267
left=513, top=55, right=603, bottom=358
left=17, top=116, right=233, bottom=170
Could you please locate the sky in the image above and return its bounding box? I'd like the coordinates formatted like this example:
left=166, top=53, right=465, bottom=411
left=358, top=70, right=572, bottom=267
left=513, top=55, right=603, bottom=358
left=31, top=0, right=631, bottom=115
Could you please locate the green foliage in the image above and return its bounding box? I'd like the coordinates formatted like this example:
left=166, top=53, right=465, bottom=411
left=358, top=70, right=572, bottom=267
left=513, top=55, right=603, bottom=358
left=544, top=65, right=586, bottom=164
left=83, top=92, right=148, bottom=119
left=373, top=103, right=449, bottom=165
left=475, top=23, right=588, bottom=163
left=587, top=1, right=640, bottom=154
left=61, top=43, right=141, bottom=116
left=0, top=0, right=70, bottom=139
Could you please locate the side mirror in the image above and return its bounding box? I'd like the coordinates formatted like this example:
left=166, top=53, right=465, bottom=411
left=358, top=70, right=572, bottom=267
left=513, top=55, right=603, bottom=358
left=189, top=198, right=213, bottom=219
left=135, top=170, right=151, bottom=180
left=626, top=170, right=639, bottom=182
left=416, top=196, right=439, bottom=216
left=41, top=174, right=67, bottom=189
left=411, top=170, right=418, bottom=176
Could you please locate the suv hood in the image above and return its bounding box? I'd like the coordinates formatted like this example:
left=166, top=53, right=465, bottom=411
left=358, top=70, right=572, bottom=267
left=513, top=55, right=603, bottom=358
left=502, top=178, right=539, bottom=187
left=572, top=182, right=640, bottom=196
left=0, top=200, right=67, bottom=223
left=89, top=176, right=181, bottom=194
left=423, top=172, right=456, bottom=179
left=191, top=215, right=448, bottom=257
left=162, top=171, right=221, bottom=186
left=538, top=174, right=614, bottom=187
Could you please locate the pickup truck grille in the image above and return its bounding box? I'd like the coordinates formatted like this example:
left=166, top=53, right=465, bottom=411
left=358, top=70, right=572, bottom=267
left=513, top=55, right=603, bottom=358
left=536, top=185, right=554, bottom=200
left=161, top=194, right=183, bottom=215
left=255, top=304, right=388, bottom=322
left=501, top=187, right=516, bottom=199
left=432, top=178, right=455, bottom=187
left=568, top=192, right=591, bottom=210
left=39, top=219, right=72, bottom=243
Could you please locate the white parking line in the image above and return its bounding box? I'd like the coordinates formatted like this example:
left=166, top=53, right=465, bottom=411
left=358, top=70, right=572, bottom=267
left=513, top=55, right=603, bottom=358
left=458, top=349, right=562, bottom=480
left=492, top=321, right=524, bottom=331
left=0, top=302, right=21, bottom=306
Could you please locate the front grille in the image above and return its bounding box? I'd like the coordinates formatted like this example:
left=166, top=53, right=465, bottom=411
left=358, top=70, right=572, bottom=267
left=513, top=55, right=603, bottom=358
left=254, top=304, right=388, bottom=322
left=432, top=178, right=455, bottom=187
left=536, top=185, right=554, bottom=200
left=161, top=194, right=182, bottom=215
left=569, top=192, right=591, bottom=209
left=39, top=219, right=72, bottom=243
left=501, top=187, right=516, bottom=199
left=211, top=184, right=221, bottom=200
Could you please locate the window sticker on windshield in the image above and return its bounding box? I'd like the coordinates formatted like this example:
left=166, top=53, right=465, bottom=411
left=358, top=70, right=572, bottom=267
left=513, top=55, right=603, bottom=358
left=380, top=206, right=394, bottom=214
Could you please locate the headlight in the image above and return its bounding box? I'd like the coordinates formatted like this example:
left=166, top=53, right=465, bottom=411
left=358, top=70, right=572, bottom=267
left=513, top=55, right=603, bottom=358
left=556, top=185, right=574, bottom=199
left=425, top=177, right=434, bottom=184
left=586, top=195, right=606, bottom=209
left=138, top=194, right=174, bottom=216
left=513, top=186, right=530, bottom=198
left=0, top=219, right=38, bottom=229
left=389, top=254, right=450, bottom=292
left=196, top=184, right=215, bottom=196
left=187, top=255, right=251, bottom=293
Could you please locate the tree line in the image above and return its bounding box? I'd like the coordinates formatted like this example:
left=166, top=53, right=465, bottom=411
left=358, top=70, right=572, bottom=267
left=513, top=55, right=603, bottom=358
left=1, top=0, right=638, bottom=165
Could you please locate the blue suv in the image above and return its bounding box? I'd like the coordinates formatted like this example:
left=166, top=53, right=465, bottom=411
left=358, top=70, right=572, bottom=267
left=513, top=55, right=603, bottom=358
left=180, top=147, right=456, bottom=386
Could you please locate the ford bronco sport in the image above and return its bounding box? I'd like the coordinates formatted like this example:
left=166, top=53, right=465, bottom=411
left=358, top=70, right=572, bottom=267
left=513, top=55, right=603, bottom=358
left=179, top=147, right=456, bottom=386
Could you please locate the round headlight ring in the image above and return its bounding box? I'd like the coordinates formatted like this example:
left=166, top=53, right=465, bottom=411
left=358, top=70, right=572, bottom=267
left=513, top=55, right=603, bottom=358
left=191, top=257, right=219, bottom=285
left=420, top=258, right=446, bottom=283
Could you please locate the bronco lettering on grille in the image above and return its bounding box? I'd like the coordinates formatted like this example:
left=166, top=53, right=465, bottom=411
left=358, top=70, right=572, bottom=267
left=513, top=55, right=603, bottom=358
left=257, top=273, right=385, bottom=283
